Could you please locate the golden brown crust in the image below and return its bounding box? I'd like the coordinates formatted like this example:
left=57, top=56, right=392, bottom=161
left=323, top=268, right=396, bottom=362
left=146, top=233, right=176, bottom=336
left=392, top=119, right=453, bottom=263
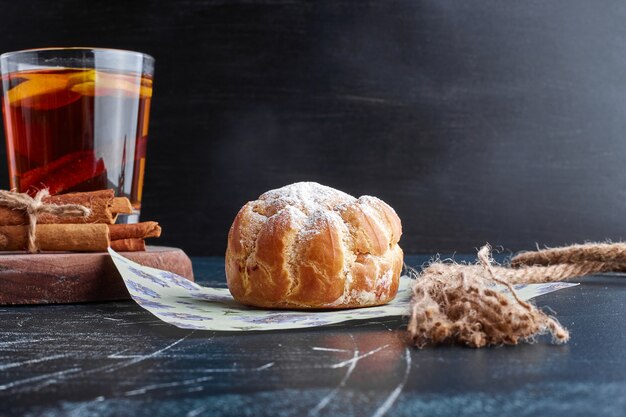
left=225, top=182, right=403, bottom=309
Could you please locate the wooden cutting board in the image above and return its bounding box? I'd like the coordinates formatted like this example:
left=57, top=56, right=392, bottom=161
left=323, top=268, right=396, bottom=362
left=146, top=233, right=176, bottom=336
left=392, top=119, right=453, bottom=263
left=0, top=246, right=194, bottom=305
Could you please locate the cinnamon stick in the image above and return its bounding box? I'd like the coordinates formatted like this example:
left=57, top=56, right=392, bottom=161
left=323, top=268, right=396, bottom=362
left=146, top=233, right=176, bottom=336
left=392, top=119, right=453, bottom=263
left=108, top=222, right=161, bottom=240
left=0, top=190, right=133, bottom=225
left=44, top=190, right=115, bottom=224
left=20, top=151, right=105, bottom=196
left=0, top=224, right=110, bottom=252
left=110, top=238, right=146, bottom=252
left=110, top=197, right=133, bottom=215
left=21, top=152, right=93, bottom=192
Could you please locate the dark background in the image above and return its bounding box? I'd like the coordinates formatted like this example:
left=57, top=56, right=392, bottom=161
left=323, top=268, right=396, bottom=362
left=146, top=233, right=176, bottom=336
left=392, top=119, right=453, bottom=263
left=2, top=0, right=626, bottom=256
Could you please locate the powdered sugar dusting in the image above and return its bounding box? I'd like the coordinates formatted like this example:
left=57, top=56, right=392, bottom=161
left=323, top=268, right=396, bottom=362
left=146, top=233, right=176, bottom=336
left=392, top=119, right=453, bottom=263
left=260, top=182, right=356, bottom=216
left=380, top=270, right=392, bottom=290
left=326, top=289, right=378, bottom=307
left=300, top=209, right=346, bottom=238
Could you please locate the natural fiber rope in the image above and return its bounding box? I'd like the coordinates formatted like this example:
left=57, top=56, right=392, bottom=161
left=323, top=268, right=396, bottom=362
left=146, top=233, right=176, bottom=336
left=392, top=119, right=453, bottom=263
left=512, top=242, right=626, bottom=268
left=410, top=241, right=626, bottom=348
left=0, top=189, right=91, bottom=253
left=409, top=243, right=605, bottom=348
left=428, top=260, right=626, bottom=284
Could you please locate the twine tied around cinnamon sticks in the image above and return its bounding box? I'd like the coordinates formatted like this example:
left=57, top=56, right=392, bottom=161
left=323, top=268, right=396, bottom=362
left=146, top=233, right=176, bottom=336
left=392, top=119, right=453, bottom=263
left=0, top=189, right=91, bottom=253
left=409, top=242, right=626, bottom=348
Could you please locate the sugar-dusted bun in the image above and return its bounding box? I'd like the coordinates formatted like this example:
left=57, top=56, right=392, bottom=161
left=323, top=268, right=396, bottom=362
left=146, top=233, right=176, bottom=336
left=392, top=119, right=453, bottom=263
left=226, top=182, right=403, bottom=309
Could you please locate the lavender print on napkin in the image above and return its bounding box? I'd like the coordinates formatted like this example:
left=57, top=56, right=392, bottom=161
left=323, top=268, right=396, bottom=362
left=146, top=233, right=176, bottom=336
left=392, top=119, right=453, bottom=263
left=108, top=248, right=578, bottom=331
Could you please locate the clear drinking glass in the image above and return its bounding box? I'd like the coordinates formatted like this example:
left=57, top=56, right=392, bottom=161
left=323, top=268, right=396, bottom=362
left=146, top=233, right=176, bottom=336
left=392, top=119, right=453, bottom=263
left=0, top=47, right=154, bottom=223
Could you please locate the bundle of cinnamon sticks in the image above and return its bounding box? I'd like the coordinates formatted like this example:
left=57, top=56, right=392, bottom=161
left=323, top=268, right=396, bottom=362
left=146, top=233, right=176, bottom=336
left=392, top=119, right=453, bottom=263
left=0, top=189, right=161, bottom=252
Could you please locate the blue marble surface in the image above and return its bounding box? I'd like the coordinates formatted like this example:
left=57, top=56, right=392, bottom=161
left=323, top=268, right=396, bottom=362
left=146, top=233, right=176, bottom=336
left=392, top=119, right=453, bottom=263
left=0, top=255, right=624, bottom=417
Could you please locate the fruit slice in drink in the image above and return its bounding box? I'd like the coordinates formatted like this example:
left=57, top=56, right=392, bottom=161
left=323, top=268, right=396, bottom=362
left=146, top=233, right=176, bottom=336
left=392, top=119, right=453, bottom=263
left=69, top=70, right=152, bottom=98
left=7, top=73, right=80, bottom=110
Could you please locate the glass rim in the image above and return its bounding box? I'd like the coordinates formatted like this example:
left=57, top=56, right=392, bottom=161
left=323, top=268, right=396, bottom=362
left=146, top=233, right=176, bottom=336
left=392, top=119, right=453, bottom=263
left=0, top=47, right=154, bottom=64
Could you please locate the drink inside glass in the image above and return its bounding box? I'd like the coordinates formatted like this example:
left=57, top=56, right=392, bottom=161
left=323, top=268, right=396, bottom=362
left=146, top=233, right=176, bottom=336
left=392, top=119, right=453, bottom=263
left=0, top=48, right=154, bottom=223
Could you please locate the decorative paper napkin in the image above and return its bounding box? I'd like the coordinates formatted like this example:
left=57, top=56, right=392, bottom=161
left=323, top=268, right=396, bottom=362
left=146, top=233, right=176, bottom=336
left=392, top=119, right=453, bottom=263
left=108, top=248, right=579, bottom=331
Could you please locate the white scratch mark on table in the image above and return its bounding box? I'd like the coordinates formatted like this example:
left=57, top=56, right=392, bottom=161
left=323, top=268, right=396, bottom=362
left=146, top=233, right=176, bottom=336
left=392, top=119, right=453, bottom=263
left=0, top=354, right=67, bottom=371
left=311, top=347, right=351, bottom=353
left=125, top=375, right=214, bottom=396
left=187, top=404, right=210, bottom=417
left=309, top=350, right=358, bottom=416
left=309, top=334, right=360, bottom=416
left=330, top=344, right=390, bottom=369
left=0, top=367, right=81, bottom=391
left=256, top=362, right=274, bottom=371
left=0, top=338, right=58, bottom=347
left=102, top=332, right=194, bottom=374
left=6, top=331, right=196, bottom=392
left=17, top=317, right=32, bottom=327
left=106, top=349, right=132, bottom=359
left=196, top=362, right=275, bottom=374
left=370, top=346, right=412, bottom=417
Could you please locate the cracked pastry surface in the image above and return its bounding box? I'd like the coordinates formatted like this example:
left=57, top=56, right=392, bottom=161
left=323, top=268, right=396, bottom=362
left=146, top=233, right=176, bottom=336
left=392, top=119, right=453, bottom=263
left=226, top=182, right=403, bottom=309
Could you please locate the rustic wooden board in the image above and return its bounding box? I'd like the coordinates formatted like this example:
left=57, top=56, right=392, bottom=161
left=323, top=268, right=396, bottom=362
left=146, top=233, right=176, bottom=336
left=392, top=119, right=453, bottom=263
left=0, top=246, right=193, bottom=305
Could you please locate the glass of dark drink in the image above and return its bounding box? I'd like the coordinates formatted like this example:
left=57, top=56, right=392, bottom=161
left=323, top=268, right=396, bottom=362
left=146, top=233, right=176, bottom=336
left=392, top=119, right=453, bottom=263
left=0, top=48, right=154, bottom=223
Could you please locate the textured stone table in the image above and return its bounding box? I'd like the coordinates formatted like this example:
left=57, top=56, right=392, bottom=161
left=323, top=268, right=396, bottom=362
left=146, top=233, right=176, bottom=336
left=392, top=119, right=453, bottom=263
left=0, top=255, right=624, bottom=417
